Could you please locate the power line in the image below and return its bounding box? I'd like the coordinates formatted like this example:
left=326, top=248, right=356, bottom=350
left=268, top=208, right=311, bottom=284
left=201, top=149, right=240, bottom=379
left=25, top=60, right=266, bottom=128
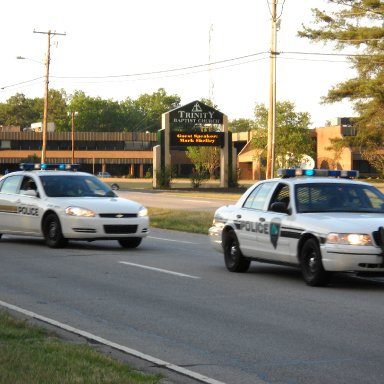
left=51, top=52, right=270, bottom=80
left=2, top=50, right=379, bottom=92
left=1, top=77, right=45, bottom=90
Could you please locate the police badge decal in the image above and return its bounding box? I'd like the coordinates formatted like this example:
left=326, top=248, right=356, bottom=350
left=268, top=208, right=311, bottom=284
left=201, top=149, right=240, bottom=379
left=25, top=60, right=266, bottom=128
left=270, top=219, right=281, bottom=249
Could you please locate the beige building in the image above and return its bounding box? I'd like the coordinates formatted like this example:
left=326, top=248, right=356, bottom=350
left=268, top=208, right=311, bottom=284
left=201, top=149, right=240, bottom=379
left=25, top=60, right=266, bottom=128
left=0, top=118, right=380, bottom=179
left=236, top=118, right=380, bottom=180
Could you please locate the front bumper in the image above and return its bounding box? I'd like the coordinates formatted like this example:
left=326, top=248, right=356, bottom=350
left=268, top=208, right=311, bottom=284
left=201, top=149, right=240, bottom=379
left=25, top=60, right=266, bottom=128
left=208, top=226, right=224, bottom=253
left=322, top=244, right=384, bottom=272
left=60, top=215, right=149, bottom=240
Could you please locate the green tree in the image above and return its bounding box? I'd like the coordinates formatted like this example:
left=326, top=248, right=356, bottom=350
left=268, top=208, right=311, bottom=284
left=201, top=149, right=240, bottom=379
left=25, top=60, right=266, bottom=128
left=325, top=137, right=347, bottom=170
left=229, top=118, right=255, bottom=133
left=0, top=90, right=68, bottom=131
left=298, top=0, right=384, bottom=175
left=0, top=88, right=181, bottom=133
left=132, top=88, right=181, bottom=132
left=47, top=89, right=69, bottom=131
left=119, top=97, right=149, bottom=132
left=67, top=91, right=126, bottom=132
left=252, top=101, right=314, bottom=169
left=0, top=93, right=40, bottom=128
left=186, top=146, right=220, bottom=180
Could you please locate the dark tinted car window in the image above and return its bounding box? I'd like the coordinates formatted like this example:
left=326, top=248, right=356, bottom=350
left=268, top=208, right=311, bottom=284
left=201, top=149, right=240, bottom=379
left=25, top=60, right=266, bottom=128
left=295, top=183, right=384, bottom=213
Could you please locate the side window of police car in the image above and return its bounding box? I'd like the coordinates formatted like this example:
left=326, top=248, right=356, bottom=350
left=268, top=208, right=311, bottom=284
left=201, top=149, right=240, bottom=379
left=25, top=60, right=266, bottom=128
left=0, top=175, right=23, bottom=194
left=268, top=183, right=290, bottom=214
left=20, top=177, right=39, bottom=197
left=243, top=182, right=276, bottom=210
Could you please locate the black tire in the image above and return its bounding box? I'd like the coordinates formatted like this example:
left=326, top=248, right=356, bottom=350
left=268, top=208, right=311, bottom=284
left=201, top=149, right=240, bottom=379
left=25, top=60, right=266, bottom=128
left=300, top=238, right=332, bottom=286
left=43, top=213, right=68, bottom=248
left=223, top=230, right=250, bottom=272
left=118, top=237, right=142, bottom=249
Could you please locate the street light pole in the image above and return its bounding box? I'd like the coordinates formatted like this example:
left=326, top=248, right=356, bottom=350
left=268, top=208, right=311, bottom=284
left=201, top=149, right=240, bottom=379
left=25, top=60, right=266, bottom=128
left=41, top=31, right=51, bottom=164
left=33, top=29, right=66, bottom=164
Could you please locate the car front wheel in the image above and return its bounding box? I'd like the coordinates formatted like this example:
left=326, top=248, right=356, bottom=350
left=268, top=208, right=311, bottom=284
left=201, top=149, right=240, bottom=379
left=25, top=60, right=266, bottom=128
left=43, top=213, right=68, bottom=248
left=223, top=230, right=250, bottom=272
left=300, top=238, right=332, bottom=286
left=118, top=237, right=142, bottom=249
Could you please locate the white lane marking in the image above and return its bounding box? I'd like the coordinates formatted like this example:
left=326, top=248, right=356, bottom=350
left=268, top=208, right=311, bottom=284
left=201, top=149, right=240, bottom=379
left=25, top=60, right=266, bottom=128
left=148, top=236, right=194, bottom=244
left=182, top=199, right=212, bottom=204
left=0, top=300, right=226, bottom=384
left=119, top=261, right=200, bottom=279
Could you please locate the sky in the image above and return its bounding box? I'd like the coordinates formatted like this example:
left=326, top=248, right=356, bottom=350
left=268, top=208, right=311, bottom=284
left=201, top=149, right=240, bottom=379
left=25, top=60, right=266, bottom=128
left=1, top=0, right=357, bottom=128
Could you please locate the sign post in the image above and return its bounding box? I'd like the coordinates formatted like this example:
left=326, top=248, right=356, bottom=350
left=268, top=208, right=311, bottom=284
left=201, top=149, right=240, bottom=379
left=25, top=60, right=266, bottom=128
left=154, top=101, right=231, bottom=188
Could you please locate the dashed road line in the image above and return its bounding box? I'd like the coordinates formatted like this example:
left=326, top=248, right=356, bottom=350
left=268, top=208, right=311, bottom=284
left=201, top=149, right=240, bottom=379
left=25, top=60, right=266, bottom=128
left=148, top=236, right=195, bottom=244
left=119, top=261, right=200, bottom=279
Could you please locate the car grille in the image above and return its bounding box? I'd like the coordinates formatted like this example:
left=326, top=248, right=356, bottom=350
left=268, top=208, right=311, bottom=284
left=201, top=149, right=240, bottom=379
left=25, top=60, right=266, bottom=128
left=104, top=225, right=138, bottom=234
left=99, top=213, right=137, bottom=218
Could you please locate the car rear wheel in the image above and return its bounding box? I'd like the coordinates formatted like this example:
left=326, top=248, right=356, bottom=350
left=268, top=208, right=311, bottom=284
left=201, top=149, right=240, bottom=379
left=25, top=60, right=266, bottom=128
left=43, top=213, right=68, bottom=248
left=224, top=230, right=250, bottom=272
left=118, top=237, right=142, bottom=249
left=300, top=238, right=332, bottom=286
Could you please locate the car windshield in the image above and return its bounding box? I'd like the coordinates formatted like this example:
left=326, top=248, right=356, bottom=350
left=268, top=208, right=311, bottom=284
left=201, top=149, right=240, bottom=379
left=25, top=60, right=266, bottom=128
left=40, top=174, right=116, bottom=198
left=295, top=182, right=384, bottom=214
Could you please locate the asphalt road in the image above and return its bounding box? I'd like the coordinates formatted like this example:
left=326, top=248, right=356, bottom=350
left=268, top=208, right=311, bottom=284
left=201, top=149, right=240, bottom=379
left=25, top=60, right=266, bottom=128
left=1, top=230, right=384, bottom=384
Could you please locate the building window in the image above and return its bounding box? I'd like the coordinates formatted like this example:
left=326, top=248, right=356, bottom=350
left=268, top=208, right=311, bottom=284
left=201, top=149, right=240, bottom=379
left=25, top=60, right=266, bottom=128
left=0, top=141, right=11, bottom=149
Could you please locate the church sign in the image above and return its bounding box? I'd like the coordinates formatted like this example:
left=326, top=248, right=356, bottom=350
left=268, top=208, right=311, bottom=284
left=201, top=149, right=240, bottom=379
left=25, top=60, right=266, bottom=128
left=169, top=100, right=224, bottom=125
left=170, top=131, right=225, bottom=147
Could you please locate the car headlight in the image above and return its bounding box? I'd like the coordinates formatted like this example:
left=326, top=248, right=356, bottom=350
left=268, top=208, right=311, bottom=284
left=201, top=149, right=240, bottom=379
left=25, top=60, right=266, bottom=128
left=212, top=219, right=225, bottom=229
left=327, top=233, right=372, bottom=246
left=65, top=206, right=96, bottom=217
left=138, top=206, right=148, bottom=217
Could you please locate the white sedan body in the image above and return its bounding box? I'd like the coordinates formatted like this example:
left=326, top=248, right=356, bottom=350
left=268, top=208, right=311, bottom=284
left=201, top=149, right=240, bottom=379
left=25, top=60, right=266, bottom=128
left=0, top=169, right=149, bottom=248
left=209, top=174, right=384, bottom=285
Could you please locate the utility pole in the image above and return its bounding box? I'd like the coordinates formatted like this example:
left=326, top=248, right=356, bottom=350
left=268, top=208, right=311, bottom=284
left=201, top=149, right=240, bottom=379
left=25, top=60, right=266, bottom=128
left=68, top=111, right=78, bottom=163
left=34, top=30, right=66, bottom=164
left=208, top=24, right=215, bottom=104
left=266, top=0, right=277, bottom=179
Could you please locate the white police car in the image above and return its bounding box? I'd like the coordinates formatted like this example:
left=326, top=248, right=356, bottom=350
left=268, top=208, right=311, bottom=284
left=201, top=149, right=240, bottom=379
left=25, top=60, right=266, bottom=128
left=0, top=164, right=149, bottom=248
left=209, top=169, right=384, bottom=286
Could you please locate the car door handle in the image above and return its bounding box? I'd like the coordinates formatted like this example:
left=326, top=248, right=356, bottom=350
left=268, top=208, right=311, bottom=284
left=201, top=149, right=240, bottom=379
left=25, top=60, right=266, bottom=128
left=236, top=214, right=242, bottom=219
left=259, top=217, right=266, bottom=222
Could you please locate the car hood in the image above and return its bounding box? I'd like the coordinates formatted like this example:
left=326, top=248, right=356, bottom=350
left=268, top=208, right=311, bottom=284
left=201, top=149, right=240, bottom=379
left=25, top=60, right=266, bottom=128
left=47, top=196, right=144, bottom=214
left=297, top=212, right=384, bottom=233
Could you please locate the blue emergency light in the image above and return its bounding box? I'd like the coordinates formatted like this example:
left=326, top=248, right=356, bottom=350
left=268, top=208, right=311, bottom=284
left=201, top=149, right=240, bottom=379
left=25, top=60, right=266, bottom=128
left=277, top=168, right=359, bottom=179
left=20, top=163, right=81, bottom=171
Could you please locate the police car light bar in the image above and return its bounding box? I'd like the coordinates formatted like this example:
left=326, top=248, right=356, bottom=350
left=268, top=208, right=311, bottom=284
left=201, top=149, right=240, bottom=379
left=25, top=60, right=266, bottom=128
left=20, top=163, right=81, bottom=171
left=277, top=169, right=359, bottom=179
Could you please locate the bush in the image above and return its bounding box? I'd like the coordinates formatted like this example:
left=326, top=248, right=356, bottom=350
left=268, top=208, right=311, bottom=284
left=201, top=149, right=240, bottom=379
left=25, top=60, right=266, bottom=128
left=155, top=166, right=173, bottom=188
left=189, top=171, right=209, bottom=188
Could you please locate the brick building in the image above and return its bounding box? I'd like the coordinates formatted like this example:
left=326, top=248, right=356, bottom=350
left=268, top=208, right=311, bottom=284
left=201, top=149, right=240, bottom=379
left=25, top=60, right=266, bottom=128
left=0, top=118, right=380, bottom=178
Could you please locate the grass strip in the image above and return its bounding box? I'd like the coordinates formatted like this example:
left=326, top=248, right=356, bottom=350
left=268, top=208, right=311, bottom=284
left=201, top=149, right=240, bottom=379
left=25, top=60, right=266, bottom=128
left=0, top=311, right=161, bottom=384
left=148, top=207, right=213, bottom=234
